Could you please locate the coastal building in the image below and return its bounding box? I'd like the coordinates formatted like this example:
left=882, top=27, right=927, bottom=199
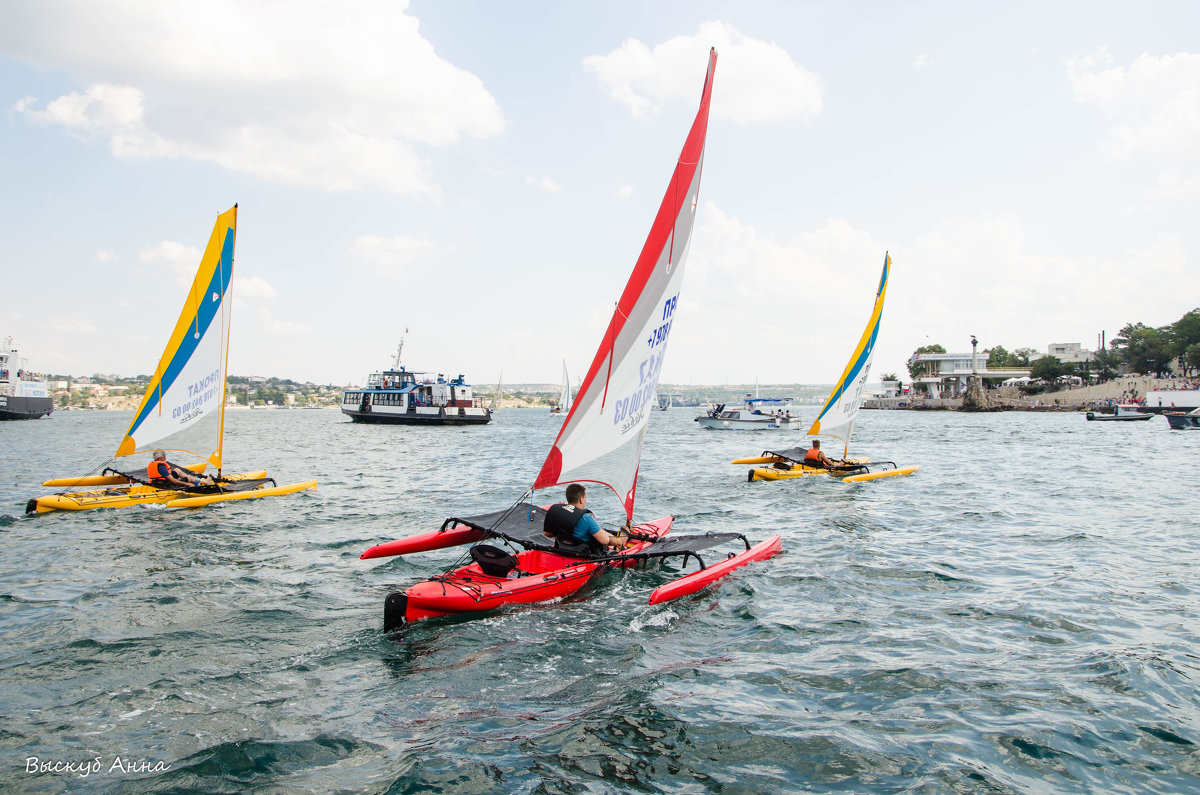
left=908, top=351, right=1031, bottom=398
left=1044, top=343, right=1094, bottom=365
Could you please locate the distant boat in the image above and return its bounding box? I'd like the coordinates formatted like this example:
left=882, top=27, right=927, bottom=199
left=1164, top=407, right=1200, bottom=430
left=28, top=206, right=317, bottom=514
left=1085, top=405, right=1152, bottom=422
left=736, top=253, right=919, bottom=483
left=0, top=337, right=53, bottom=420
left=550, top=361, right=571, bottom=415
left=340, top=335, right=492, bottom=425
left=489, top=372, right=503, bottom=412
left=695, top=397, right=802, bottom=430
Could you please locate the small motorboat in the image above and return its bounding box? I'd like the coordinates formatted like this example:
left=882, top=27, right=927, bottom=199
left=1165, top=407, right=1200, bottom=430
left=694, top=398, right=803, bottom=430
left=1085, top=404, right=1152, bottom=421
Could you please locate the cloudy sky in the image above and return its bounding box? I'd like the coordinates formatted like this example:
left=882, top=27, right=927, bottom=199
left=2, top=1, right=1197, bottom=387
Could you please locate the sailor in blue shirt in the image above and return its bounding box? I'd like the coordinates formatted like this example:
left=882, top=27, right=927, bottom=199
left=543, top=484, right=630, bottom=552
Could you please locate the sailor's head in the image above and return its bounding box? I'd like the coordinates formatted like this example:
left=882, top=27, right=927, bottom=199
left=566, top=483, right=586, bottom=505
left=153, top=451, right=166, bottom=461
left=811, top=440, right=821, bottom=449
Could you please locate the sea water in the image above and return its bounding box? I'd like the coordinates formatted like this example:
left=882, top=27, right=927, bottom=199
left=0, top=407, right=1197, bottom=793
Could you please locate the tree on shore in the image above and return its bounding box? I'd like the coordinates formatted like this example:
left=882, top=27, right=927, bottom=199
left=906, top=344, right=945, bottom=381
left=1031, top=355, right=1068, bottom=383
left=986, top=345, right=1035, bottom=368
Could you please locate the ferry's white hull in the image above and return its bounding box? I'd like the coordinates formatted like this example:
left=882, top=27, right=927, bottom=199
left=695, top=416, right=803, bottom=431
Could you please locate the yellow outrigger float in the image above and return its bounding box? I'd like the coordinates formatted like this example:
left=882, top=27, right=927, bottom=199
left=738, top=253, right=919, bottom=484
left=26, top=205, right=316, bottom=515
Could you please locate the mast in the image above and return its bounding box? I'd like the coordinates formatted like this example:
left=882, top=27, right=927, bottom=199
left=215, top=203, right=238, bottom=475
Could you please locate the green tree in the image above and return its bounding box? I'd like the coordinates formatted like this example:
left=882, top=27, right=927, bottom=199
left=986, top=346, right=1010, bottom=367
left=1124, top=326, right=1171, bottom=374
left=906, top=344, right=946, bottom=381
left=1169, top=309, right=1200, bottom=365
left=1011, top=347, right=1036, bottom=366
left=1092, top=348, right=1121, bottom=380
left=1030, top=355, right=1065, bottom=382
left=1184, top=342, right=1200, bottom=374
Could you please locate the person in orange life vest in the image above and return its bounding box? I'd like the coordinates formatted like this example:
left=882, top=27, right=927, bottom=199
left=542, top=483, right=631, bottom=551
left=147, top=450, right=208, bottom=489
left=804, top=439, right=835, bottom=468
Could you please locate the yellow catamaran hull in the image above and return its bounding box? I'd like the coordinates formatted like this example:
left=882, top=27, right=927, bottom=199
left=29, top=471, right=316, bottom=514
left=745, top=462, right=919, bottom=482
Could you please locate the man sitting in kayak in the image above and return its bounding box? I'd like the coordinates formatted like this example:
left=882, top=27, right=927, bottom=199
left=804, top=440, right=836, bottom=469
left=543, top=483, right=631, bottom=555
left=147, top=451, right=210, bottom=489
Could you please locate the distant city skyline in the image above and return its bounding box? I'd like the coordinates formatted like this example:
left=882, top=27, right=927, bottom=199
left=3, top=2, right=1197, bottom=385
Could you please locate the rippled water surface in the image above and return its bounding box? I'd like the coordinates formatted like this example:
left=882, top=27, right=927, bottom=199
left=1, top=407, right=1198, bottom=793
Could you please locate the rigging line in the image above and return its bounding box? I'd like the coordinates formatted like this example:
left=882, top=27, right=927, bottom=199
left=52, top=458, right=119, bottom=495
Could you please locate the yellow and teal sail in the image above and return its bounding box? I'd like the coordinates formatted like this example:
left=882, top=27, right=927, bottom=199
left=808, top=252, right=891, bottom=455
left=115, top=205, right=237, bottom=471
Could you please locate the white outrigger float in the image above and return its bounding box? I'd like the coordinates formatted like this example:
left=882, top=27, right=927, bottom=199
left=27, top=206, right=316, bottom=514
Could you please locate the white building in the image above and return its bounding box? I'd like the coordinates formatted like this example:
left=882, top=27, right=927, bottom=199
left=908, top=351, right=1031, bottom=398
left=1042, top=343, right=1093, bottom=364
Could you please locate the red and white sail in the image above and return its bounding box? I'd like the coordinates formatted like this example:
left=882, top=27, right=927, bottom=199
left=534, top=48, right=717, bottom=519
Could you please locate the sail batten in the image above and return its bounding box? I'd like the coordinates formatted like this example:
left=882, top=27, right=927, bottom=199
left=533, top=49, right=717, bottom=518
left=116, top=206, right=237, bottom=465
left=808, top=252, right=891, bottom=447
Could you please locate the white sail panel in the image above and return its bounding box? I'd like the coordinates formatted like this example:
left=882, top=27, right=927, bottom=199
left=535, top=49, right=716, bottom=518
left=116, top=207, right=237, bottom=467
left=560, top=361, right=571, bottom=413
left=807, top=252, right=891, bottom=451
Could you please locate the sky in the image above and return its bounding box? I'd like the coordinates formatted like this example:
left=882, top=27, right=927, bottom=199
left=1, top=0, right=1198, bottom=387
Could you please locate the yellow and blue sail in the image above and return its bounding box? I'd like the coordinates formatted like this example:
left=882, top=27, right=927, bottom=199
left=116, top=206, right=237, bottom=468
left=808, top=252, right=890, bottom=446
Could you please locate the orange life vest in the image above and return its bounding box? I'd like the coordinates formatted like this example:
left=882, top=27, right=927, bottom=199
left=804, top=448, right=822, bottom=462
left=147, top=460, right=171, bottom=481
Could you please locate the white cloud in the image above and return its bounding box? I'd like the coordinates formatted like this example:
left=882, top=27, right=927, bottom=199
left=525, top=175, right=562, bottom=192
left=615, top=185, right=634, bottom=197
left=138, top=240, right=202, bottom=287
left=913, top=53, right=932, bottom=69
left=49, top=317, right=97, bottom=334
left=95, top=249, right=118, bottom=263
left=666, top=206, right=1196, bottom=384
left=346, top=235, right=442, bottom=279
left=255, top=307, right=309, bottom=335
left=583, top=20, right=822, bottom=123
left=3, top=0, right=505, bottom=195
left=1145, top=170, right=1200, bottom=201
left=1066, top=48, right=1200, bottom=159
left=236, top=275, right=279, bottom=301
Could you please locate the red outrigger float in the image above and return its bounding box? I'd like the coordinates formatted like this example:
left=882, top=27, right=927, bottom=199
left=360, top=49, right=781, bottom=630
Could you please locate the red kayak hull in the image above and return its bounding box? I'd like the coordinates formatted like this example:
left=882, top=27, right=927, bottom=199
left=386, top=516, right=674, bottom=628
left=648, top=534, right=782, bottom=605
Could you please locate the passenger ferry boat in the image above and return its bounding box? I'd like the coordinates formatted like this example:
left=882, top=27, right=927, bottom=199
left=341, top=342, right=491, bottom=426
left=0, top=337, right=53, bottom=420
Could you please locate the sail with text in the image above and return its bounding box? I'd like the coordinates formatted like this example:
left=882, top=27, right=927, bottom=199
left=115, top=206, right=237, bottom=471
left=807, top=252, right=891, bottom=455
left=534, top=48, right=717, bottom=519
